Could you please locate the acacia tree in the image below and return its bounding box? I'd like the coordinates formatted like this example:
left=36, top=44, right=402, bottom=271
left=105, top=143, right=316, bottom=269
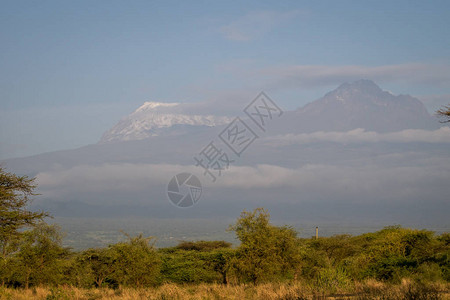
left=436, top=105, right=450, bottom=123
left=0, top=167, right=49, bottom=258
left=76, top=248, right=117, bottom=288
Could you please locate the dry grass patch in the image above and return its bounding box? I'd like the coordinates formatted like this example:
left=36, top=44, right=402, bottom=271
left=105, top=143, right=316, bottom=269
left=0, top=281, right=448, bottom=300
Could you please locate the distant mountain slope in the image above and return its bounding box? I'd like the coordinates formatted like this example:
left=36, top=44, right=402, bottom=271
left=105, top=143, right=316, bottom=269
left=272, top=80, right=438, bottom=134
left=101, top=80, right=439, bottom=144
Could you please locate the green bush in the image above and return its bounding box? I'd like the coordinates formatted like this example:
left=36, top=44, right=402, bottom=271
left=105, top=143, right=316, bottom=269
left=175, top=240, right=232, bottom=251
left=316, top=266, right=350, bottom=293
left=108, top=234, right=161, bottom=287
left=1, top=206, right=448, bottom=288
left=227, top=208, right=301, bottom=284
left=159, top=248, right=233, bottom=284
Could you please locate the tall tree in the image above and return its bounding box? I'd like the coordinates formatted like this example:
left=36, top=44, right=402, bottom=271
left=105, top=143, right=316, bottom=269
left=76, top=248, right=117, bottom=288
left=109, top=234, right=161, bottom=287
left=0, top=167, right=49, bottom=258
left=228, top=208, right=300, bottom=284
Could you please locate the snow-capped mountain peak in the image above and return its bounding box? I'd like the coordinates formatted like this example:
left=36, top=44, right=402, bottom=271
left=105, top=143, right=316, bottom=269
left=135, top=101, right=180, bottom=112
left=100, top=101, right=232, bottom=143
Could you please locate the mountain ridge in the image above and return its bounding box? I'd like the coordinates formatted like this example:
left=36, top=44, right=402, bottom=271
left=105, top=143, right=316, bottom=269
left=101, top=80, right=439, bottom=144
left=271, top=79, right=438, bottom=134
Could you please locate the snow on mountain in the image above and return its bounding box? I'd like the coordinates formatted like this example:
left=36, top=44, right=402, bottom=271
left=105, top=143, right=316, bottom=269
left=101, top=80, right=439, bottom=143
left=100, top=101, right=232, bottom=143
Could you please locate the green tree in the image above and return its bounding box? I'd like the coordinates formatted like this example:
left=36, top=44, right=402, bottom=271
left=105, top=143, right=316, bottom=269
left=207, top=248, right=235, bottom=284
left=228, top=208, right=300, bottom=284
left=160, top=241, right=234, bottom=284
left=175, top=240, right=231, bottom=251
left=109, top=234, right=161, bottom=287
left=0, top=167, right=48, bottom=258
left=74, top=247, right=117, bottom=288
left=13, top=223, right=68, bottom=288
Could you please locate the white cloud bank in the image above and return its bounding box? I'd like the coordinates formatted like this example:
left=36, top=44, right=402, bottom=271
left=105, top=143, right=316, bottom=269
left=263, top=127, right=450, bottom=146
left=34, top=127, right=449, bottom=205
left=215, top=161, right=450, bottom=201
left=35, top=154, right=450, bottom=205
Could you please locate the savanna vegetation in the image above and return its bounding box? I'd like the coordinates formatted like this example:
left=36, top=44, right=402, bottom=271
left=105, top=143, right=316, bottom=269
left=1, top=167, right=449, bottom=299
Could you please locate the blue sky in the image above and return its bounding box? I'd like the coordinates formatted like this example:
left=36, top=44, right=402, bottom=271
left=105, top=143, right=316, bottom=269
left=1, top=0, right=450, bottom=159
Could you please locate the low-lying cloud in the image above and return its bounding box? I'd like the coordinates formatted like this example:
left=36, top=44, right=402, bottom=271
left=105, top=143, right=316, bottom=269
left=263, top=127, right=450, bottom=146
left=36, top=154, right=450, bottom=206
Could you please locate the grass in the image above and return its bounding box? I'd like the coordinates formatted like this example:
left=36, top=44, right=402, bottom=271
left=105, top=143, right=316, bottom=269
left=0, top=280, right=448, bottom=300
